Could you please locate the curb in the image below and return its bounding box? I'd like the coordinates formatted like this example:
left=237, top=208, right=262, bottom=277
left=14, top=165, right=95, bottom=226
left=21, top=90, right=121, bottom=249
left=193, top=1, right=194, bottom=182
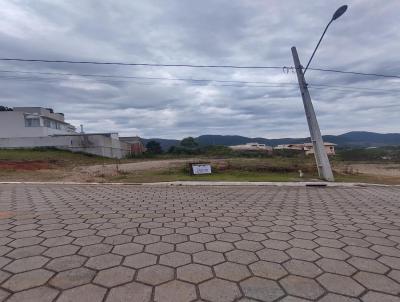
left=0, top=181, right=396, bottom=187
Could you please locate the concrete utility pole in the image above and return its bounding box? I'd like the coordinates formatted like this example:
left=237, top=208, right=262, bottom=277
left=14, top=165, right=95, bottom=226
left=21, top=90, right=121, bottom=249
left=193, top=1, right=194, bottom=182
left=291, top=47, right=334, bottom=181
left=290, top=5, right=348, bottom=182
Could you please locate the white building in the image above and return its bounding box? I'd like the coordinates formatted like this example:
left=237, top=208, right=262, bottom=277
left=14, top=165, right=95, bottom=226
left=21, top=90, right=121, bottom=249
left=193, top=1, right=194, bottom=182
left=229, top=142, right=273, bottom=153
left=274, top=142, right=337, bottom=156
left=0, top=107, right=132, bottom=158
left=0, top=107, right=76, bottom=138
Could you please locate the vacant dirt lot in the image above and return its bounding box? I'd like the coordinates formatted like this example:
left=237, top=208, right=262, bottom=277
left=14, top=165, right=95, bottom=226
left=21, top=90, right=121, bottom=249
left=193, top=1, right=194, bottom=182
left=335, top=163, right=400, bottom=177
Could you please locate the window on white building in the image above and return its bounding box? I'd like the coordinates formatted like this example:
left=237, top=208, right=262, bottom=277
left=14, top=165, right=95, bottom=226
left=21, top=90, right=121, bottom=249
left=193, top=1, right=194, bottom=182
left=24, top=117, right=40, bottom=127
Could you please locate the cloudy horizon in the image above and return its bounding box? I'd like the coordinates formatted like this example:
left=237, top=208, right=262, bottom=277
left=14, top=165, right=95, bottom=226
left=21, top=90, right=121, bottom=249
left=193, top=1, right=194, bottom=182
left=0, top=0, right=399, bottom=139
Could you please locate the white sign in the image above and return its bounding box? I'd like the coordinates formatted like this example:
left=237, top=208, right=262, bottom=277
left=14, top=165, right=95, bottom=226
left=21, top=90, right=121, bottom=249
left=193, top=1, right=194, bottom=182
left=191, top=164, right=212, bottom=175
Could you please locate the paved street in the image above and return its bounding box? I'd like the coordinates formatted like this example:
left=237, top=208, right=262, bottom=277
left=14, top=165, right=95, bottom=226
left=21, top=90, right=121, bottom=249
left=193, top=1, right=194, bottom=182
left=0, top=184, right=399, bottom=302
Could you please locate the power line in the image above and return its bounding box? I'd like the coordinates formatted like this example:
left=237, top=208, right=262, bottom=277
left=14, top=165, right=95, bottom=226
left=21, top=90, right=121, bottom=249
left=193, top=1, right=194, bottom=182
left=1, top=57, right=399, bottom=79
left=0, top=69, right=298, bottom=86
left=308, top=67, right=400, bottom=79
left=1, top=73, right=400, bottom=95
left=0, top=58, right=283, bottom=69
left=2, top=69, right=399, bottom=92
left=0, top=74, right=300, bottom=89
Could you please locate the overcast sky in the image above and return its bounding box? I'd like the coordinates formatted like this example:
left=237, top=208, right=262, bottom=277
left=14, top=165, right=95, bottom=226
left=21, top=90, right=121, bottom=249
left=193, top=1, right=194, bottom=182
left=0, top=0, right=399, bottom=139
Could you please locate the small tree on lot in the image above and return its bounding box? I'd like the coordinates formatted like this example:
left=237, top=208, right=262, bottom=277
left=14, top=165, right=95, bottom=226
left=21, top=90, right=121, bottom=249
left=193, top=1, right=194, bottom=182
left=180, top=137, right=198, bottom=148
left=146, top=141, right=162, bottom=154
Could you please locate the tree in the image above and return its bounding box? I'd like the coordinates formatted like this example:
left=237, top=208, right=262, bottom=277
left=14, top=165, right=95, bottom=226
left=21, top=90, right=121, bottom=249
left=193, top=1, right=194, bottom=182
left=146, top=140, right=162, bottom=154
left=180, top=137, right=198, bottom=148
left=0, top=106, right=13, bottom=111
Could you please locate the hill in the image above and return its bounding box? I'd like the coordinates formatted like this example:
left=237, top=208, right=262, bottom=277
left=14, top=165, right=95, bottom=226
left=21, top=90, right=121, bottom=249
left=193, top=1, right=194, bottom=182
left=143, top=131, right=400, bottom=149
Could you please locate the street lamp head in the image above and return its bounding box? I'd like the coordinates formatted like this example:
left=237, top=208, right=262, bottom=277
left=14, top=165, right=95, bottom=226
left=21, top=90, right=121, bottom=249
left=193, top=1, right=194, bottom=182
left=331, top=5, right=348, bottom=21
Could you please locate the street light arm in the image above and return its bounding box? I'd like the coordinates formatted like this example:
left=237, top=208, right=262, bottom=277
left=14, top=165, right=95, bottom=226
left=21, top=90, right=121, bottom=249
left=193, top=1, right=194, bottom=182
left=303, top=19, right=333, bottom=74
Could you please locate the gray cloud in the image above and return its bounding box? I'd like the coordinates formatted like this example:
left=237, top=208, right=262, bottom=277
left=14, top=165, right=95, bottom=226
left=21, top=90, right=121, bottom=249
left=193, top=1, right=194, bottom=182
left=0, top=0, right=399, bottom=139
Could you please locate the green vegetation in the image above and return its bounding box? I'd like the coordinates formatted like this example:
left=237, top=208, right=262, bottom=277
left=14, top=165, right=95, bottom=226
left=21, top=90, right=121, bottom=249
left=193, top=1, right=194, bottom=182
left=336, top=146, right=400, bottom=162
left=0, top=147, right=115, bottom=166
left=145, top=140, right=163, bottom=154
left=1, top=146, right=400, bottom=185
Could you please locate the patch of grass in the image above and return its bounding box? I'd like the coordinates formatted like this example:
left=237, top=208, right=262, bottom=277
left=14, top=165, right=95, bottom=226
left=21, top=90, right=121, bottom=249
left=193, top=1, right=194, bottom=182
left=108, top=169, right=312, bottom=183
left=0, top=148, right=137, bottom=168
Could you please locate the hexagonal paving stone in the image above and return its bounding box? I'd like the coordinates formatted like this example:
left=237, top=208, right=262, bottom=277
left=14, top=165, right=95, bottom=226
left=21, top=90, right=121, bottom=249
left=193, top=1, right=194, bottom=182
left=216, top=233, right=241, bottom=242
left=206, top=241, right=235, bottom=252
left=41, top=236, right=74, bottom=247
left=318, top=273, right=365, bottom=297
left=234, top=240, right=264, bottom=251
left=73, top=235, right=103, bottom=246
left=256, top=248, right=289, bottom=263
left=155, top=280, right=197, bottom=302
left=262, top=239, right=291, bottom=250
left=5, top=286, right=59, bottom=302
left=315, top=247, right=350, bottom=260
left=190, top=233, right=215, bottom=243
left=124, top=253, right=157, bottom=269
left=159, top=251, right=192, bottom=268
left=2, top=268, right=54, bottom=291
left=249, top=260, right=288, bottom=280
left=49, top=267, right=96, bottom=289
left=200, top=226, right=223, bottom=235
left=347, top=256, right=389, bottom=274
left=8, top=237, right=44, bottom=248
left=354, top=271, right=400, bottom=295
left=177, top=263, right=213, bottom=283
left=112, top=242, right=143, bottom=256
left=3, top=255, right=49, bottom=273
left=137, top=264, right=174, bottom=285
left=241, top=277, right=284, bottom=302
left=284, top=259, right=322, bottom=278
left=106, top=282, right=152, bottom=302
left=316, top=258, right=357, bottom=276
left=288, top=238, right=318, bottom=250
left=343, top=246, right=379, bottom=259
left=93, top=266, right=135, bottom=287
left=194, top=250, right=225, bottom=266
left=85, top=253, right=122, bottom=270
left=378, top=256, right=400, bottom=269
left=56, top=284, right=107, bottom=302
left=214, top=261, right=251, bottom=281
left=176, top=227, right=199, bottom=235
left=176, top=241, right=204, bottom=254
left=162, top=234, right=188, bottom=244
left=241, top=232, right=267, bottom=242
left=145, top=242, right=174, bottom=255
left=200, top=278, right=241, bottom=302
left=286, top=247, right=320, bottom=262
left=104, top=234, right=132, bottom=245
left=43, top=244, right=79, bottom=258
left=133, top=234, right=160, bottom=244
left=6, top=245, right=47, bottom=259
left=280, top=275, right=325, bottom=300
left=46, top=254, right=87, bottom=272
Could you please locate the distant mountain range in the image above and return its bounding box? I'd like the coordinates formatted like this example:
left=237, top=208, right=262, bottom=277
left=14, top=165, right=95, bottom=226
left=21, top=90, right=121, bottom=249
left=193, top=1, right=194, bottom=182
left=143, top=131, right=400, bottom=150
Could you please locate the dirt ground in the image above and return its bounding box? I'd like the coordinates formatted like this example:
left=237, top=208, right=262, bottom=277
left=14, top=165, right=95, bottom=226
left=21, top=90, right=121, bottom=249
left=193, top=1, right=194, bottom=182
left=335, top=162, right=400, bottom=177
left=1, top=157, right=399, bottom=184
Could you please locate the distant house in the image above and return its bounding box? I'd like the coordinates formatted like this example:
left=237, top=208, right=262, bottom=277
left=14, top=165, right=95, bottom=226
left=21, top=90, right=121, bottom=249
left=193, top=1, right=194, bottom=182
left=274, top=142, right=336, bottom=156
left=229, top=142, right=273, bottom=153
left=119, top=136, right=146, bottom=155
